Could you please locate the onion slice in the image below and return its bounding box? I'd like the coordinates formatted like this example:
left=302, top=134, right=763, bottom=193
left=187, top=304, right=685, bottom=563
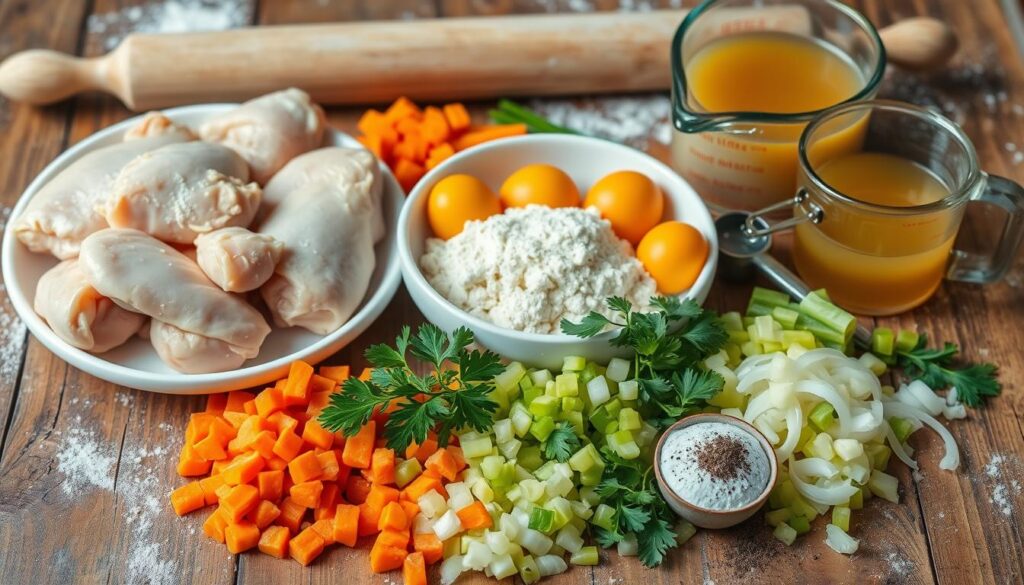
left=789, top=458, right=860, bottom=505
left=884, top=402, right=960, bottom=470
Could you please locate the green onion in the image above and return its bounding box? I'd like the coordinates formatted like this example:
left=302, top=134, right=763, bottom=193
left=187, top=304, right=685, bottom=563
left=489, top=99, right=583, bottom=135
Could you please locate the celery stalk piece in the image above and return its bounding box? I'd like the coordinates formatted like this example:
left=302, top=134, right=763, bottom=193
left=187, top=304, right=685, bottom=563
left=832, top=505, right=852, bottom=532
left=562, top=356, right=586, bottom=372
left=868, top=469, right=900, bottom=503
left=586, top=375, right=612, bottom=408
left=809, top=402, right=836, bottom=432
left=395, top=458, right=423, bottom=488
left=728, top=330, right=751, bottom=344
left=794, top=313, right=847, bottom=345
left=888, top=417, right=915, bottom=444
left=781, top=330, right=816, bottom=350
left=529, top=395, right=559, bottom=417
left=799, top=292, right=856, bottom=340
left=751, top=286, right=792, bottom=309
left=772, top=306, right=800, bottom=329
left=747, top=301, right=774, bottom=317
left=499, top=438, right=522, bottom=460
left=895, top=329, right=920, bottom=353
left=529, top=416, right=556, bottom=442
left=766, top=507, right=792, bottom=527
left=864, top=443, right=892, bottom=471
left=591, top=504, right=616, bottom=531
left=493, top=419, right=514, bottom=445
left=440, top=555, right=465, bottom=585
left=849, top=489, right=864, bottom=510
left=762, top=341, right=784, bottom=353
left=464, top=540, right=493, bottom=570
left=510, top=403, right=533, bottom=437
left=721, top=311, right=745, bottom=332
left=522, top=386, right=544, bottom=406
left=530, top=369, right=553, bottom=387
left=604, top=398, right=623, bottom=418
left=569, top=545, right=599, bottom=565
left=871, top=327, right=895, bottom=357
left=528, top=507, right=556, bottom=533
left=433, top=509, right=465, bottom=540
left=755, top=315, right=779, bottom=342
left=773, top=522, right=798, bottom=546
left=618, top=408, right=642, bottom=431
left=568, top=444, right=600, bottom=472
left=676, top=520, right=698, bottom=544
left=787, top=515, right=811, bottom=535
left=811, top=433, right=835, bottom=460
left=833, top=438, right=865, bottom=461
left=419, top=490, right=448, bottom=518
left=520, top=529, right=554, bottom=556
left=741, top=341, right=762, bottom=357
left=479, top=455, right=504, bottom=480
left=495, top=362, right=527, bottom=394
left=617, top=380, right=639, bottom=401
left=488, top=554, right=518, bottom=579
left=858, top=352, right=888, bottom=376
left=547, top=497, right=573, bottom=530
left=605, top=357, right=631, bottom=383
left=555, top=525, right=585, bottom=554
left=555, top=373, right=580, bottom=397
left=545, top=473, right=574, bottom=498
left=518, top=555, right=541, bottom=584
left=579, top=464, right=604, bottom=486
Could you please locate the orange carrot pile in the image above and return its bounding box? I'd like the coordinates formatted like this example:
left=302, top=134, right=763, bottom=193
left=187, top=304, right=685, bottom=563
left=169, top=361, right=462, bottom=582
left=357, top=97, right=527, bottom=192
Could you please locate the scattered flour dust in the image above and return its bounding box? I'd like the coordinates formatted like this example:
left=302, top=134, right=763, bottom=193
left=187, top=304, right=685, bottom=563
left=87, top=0, right=252, bottom=50
left=530, top=94, right=672, bottom=148
left=55, top=428, right=116, bottom=496
left=0, top=206, right=27, bottom=382
left=983, top=453, right=1023, bottom=517
left=885, top=550, right=915, bottom=578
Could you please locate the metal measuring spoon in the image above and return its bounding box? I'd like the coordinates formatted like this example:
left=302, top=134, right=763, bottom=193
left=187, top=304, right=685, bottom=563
left=715, top=212, right=872, bottom=347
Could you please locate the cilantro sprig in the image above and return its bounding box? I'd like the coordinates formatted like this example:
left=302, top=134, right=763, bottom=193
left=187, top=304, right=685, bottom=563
left=318, top=324, right=503, bottom=452
left=897, top=335, right=1000, bottom=407
left=562, top=296, right=728, bottom=428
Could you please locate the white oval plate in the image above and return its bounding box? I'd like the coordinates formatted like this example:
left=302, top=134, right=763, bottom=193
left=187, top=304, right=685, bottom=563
left=1, top=104, right=402, bottom=394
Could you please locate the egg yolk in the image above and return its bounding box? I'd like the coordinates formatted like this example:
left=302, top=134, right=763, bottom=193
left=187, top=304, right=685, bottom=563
left=427, top=174, right=502, bottom=240
left=499, top=164, right=580, bottom=209
left=636, top=221, right=708, bottom=294
left=584, top=170, right=664, bottom=245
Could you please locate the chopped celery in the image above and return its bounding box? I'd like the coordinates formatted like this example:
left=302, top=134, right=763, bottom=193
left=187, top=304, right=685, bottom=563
left=579, top=362, right=601, bottom=384
left=618, top=408, right=642, bottom=431
left=799, top=291, right=855, bottom=340
left=781, top=329, right=816, bottom=350
left=592, top=504, right=616, bottom=531
left=569, top=546, right=599, bottom=565
left=811, top=432, right=835, bottom=460
left=471, top=478, right=495, bottom=503
left=555, top=373, right=580, bottom=397
left=765, top=507, right=792, bottom=527
left=579, top=464, right=604, bottom=486
left=773, top=522, right=798, bottom=546
left=772, top=306, right=800, bottom=329
left=528, top=507, right=555, bottom=533
left=868, top=469, right=900, bottom=503
left=529, top=416, right=556, bottom=442
left=762, top=341, right=784, bottom=353
left=562, top=356, right=586, bottom=372
left=795, top=313, right=847, bottom=346
left=519, top=555, right=541, bottom=584
left=395, top=458, right=423, bottom=488
left=605, top=357, right=631, bottom=382
left=809, top=402, right=836, bottom=432
left=849, top=489, right=864, bottom=510
left=833, top=438, right=864, bottom=461
left=858, top=352, right=888, bottom=376
left=790, top=494, right=819, bottom=520
left=481, top=454, right=506, bottom=479
left=721, top=311, right=745, bottom=332
left=529, top=395, right=559, bottom=417
left=493, top=419, right=514, bottom=445
left=534, top=461, right=556, bottom=481
left=547, top=497, right=573, bottom=529
left=708, top=386, right=746, bottom=409
left=888, top=416, right=915, bottom=443
left=604, top=398, right=622, bottom=418
left=755, top=315, right=780, bottom=342
left=832, top=505, right=851, bottom=532
left=728, top=330, right=751, bottom=344
left=518, top=445, right=543, bottom=471
left=495, top=361, right=527, bottom=394
left=617, top=380, right=639, bottom=401
left=462, top=436, right=494, bottom=459
left=871, top=327, right=895, bottom=357
left=522, top=386, right=544, bottom=406
left=741, top=340, right=762, bottom=356
left=895, top=329, right=920, bottom=352
left=676, top=520, right=697, bottom=544
left=750, top=287, right=791, bottom=312
left=560, top=397, right=582, bottom=413
left=568, top=444, right=601, bottom=473
left=864, top=443, right=892, bottom=471
left=586, top=375, right=611, bottom=407
left=787, top=515, right=811, bottom=535
left=555, top=525, right=585, bottom=554
left=530, top=369, right=554, bottom=387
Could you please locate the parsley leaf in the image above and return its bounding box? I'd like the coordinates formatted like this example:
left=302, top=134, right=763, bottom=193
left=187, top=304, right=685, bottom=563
left=319, top=324, right=502, bottom=452
left=897, top=336, right=1001, bottom=407
left=637, top=517, right=678, bottom=568
left=542, top=422, right=581, bottom=462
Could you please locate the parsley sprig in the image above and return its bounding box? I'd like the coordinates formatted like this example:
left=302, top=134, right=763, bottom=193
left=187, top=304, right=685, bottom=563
left=897, top=335, right=1000, bottom=407
left=318, top=324, right=504, bottom=452
left=561, top=296, right=729, bottom=428
left=541, top=422, right=581, bottom=463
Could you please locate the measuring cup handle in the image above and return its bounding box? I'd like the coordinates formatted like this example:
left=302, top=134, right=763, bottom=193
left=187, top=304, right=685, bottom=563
left=946, top=173, right=1024, bottom=283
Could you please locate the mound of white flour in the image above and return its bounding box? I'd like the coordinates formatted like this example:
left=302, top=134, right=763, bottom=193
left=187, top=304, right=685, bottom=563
left=420, top=206, right=655, bottom=333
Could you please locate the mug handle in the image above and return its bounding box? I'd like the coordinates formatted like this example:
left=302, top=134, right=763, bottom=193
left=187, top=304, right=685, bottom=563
left=946, top=173, right=1024, bottom=283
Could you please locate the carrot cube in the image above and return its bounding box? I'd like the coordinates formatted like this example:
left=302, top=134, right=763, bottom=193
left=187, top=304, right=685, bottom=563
left=401, top=474, right=445, bottom=502
left=421, top=107, right=451, bottom=145
left=199, top=474, right=227, bottom=505
left=315, top=450, right=341, bottom=482
left=214, top=483, right=232, bottom=503
left=377, top=501, right=409, bottom=532
left=273, top=429, right=304, bottom=462
left=254, top=387, right=286, bottom=418
left=207, top=416, right=237, bottom=445
left=369, top=541, right=407, bottom=573
left=266, top=411, right=298, bottom=434
left=249, top=430, right=277, bottom=460
left=177, top=443, right=211, bottom=477
left=301, top=419, right=334, bottom=450
left=404, top=551, right=428, bottom=585
left=193, top=433, right=228, bottom=461
left=225, top=520, right=260, bottom=554
left=222, top=411, right=247, bottom=429
left=425, top=142, right=455, bottom=170
left=249, top=500, right=282, bottom=530
left=290, top=480, right=324, bottom=509
left=358, top=502, right=383, bottom=537
left=170, top=481, right=206, bottom=516
left=365, top=484, right=401, bottom=510
left=242, top=399, right=257, bottom=415
left=346, top=476, right=372, bottom=504
left=203, top=509, right=229, bottom=543
left=276, top=497, right=306, bottom=534
left=364, top=448, right=396, bottom=485
left=413, top=532, right=444, bottom=565
left=357, top=109, right=389, bottom=136
left=289, top=527, right=326, bottom=566
left=220, top=484, right=260, bottom=523
left=319, top=365, right=350, bottom=382
left=425, top=448, right=459, bottom=481
left=308, top=374, right=335, bottom=393
left=205, top=393, right=228, bottom=414
left=221, top=451, right=265, bottom=486
left=442, top=103, right=471, bottom=133
left=225, top=390, right=256, bottom=412
left=385, top=96, right=422, bottom=123
left=456, top=501, right=492, bottom=530
left=393, top=158, right=426, bottom=192
left=400, top=500, right=420, bottom=522
left=310, top=518, right=336, bottom=545
left=282, top=361, right=314, bottom=407
left=258, top=525, right=290, bottom=559
left=377, top=527, right=409, bottom=549
left=406, top=435, right=438, bottom=464
left=342, top=420, right=376, bottom=469
left=333, top=504, right=360, bottom=547
left=287, top=451, right=323, bottom=484
left=256, top=470, right=284, bottom=501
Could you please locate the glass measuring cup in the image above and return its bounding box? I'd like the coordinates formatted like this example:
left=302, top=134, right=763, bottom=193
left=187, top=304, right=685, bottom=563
left=670, top=0, right=886, bottom=213
left=748, top=100, right=1024, bottom=316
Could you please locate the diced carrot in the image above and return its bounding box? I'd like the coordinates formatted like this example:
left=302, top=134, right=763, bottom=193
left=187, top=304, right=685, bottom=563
left=377, top=527, right=409, bottom=549
left=199, top=474, right=227, bottom=505
left=421, top=106, right=451, bottom=145
left=254, top=387, right=286, bottom=418
left=289, top=527, right=326, bottom=566
left=308, top=374, right=335, bottom=394
left=315, top=482, right=340, bottom=517
left=406, top=435, right=438, bottom=464
left=205, top=393, right=228, bottom=414
left=442, top=103, right=471, bottom=133
left=236, top=415, right=264, bottom=446
left=424, top=448, right=459, bottom=481
left=346, top=475, right=372, bottom=504
left=170, top=481, right=206, bottom=516
left=207, top=417, right=237, bottom=445
left=273, top=428, right=304, bottom=462
left=222, top=411, right=248, bottom=429
left=369, top=542, right=407, bottom=573
left=225, top=437, right=247, bottom=459
left=359, top=368, right=374, bottom=381
left=288, top=451, right=323, bottom=484
left=342, top=420, right=376, bottom=469
left=225, top=520, right=260, bottom=554
left=446, top=446, right=467, bottom=472
left=249, top=499, right=282, bottom=530
left=378, top=501, right=408, bottom=532
left=365, top=484, right=401, bottom=510
left=310, top=518, right=336, bottom=545
left=319, top=365, right=350, bottom=382
left=242, top=399, right=257, bottom=415
left=393, top=132, right=429, bottom=162
left=357, top=109, right=389, bottom=136
left=425, top=142, right=455, bottom=170
left=400, top=500, right=419, bottom=522
left=266, top=411, right=298, bottom=434
left=276, top=497, right=306, bottom=534
left=249, top=430, right=278, bottom=460
left=215, top=483, right=232, bottom=503
left=401, top=474, right=446, bottom=503
left=301, top=419, right=334, bottom=450
left=193, top=433, right=228, bottom=461
left=305, top=392, right=332, bottom=418
left=385, top=96, right=422, bottom=123
left=364, top=448, right=396, bottom=485
left=177, top=443, right=212, bottom=477
left=316, top=450, right=341, bottom=482
left=220, top=484, right=260, bottom=523
left=222, top=451, right=265, bottom=486
left=203, top=509, right=229, bottom=543
left=413, top=532, right=444, bottom=565
left=225, top=390, right=256, bottom=412
left=282, top=361, right=314, bottom=407
left=333, top=504, right=360, bottom=547
left=257, top=470, right=284, bottom=502
left=456, top=501, right=492, bottom=530
left=258, top=525, right=290, bottom=559
left=453, top=123, right=527, bottom=151
left=395, top=116, right=421, bottom=138
left=358, top=502, right=383, bottom=537
left=404, top=551, right=428, bottom=585
left=393, top=158, right=426, bottom=192
left=211, top=460, right=230, bottom=475
left=265, top=456, right=289, bottom=471
left=290, top=480, right=324, bottom=509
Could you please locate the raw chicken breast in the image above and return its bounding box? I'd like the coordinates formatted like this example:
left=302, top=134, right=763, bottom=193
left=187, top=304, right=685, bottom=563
left=199, top=88, right=326, bottom=184
left=13, top=123, right=193, bottom=259
left=34, top=259, right=146, bottom=353
left=104, top=142, right=261, bottom=244
left=79, top=228, right=271, bottom=356
left=195, top=227, right=283, bottom=293
left=124, top=112, right=197, bottom=141
left=259, top=182, right=376, bottom=334
left=261, top=147, right=385, bottom=241
left=149, top=320, right=255, bottom=374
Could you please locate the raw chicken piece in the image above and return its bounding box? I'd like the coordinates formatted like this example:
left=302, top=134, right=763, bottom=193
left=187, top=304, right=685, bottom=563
left=149, top=320, right=255, bottom=374
left=79, top=228, right=271, bottom=356
left=199, top=88, right=326, bottom=184
left=260, top=147, right=385, bottom=241
left=104, top=141, right=261, bottom=244
left=34, top=259, right=146, bottom=353
left=124, top=112, right=197, bottom=141
left=259, top=182, right=376, bottom=334
left=195, top=227, right=283, bottom=293
left=13, top=123, right=193, bottom=259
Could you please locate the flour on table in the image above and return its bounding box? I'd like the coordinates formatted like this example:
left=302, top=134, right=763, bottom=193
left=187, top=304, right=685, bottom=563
left=87, top=0, right=252, bottom=50
left=121, top=443, right=180, bottom=585
left=529, top=94, right=672, bottom=148
left=0, top=206, right=27, bottom=383
left=56, top=428, right=116, bottom=497
left=420, top=206, right=655, bottom=334
left=982, top=453, right=1022, bottom=517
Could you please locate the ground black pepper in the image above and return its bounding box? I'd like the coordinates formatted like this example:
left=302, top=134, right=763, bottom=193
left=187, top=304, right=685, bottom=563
left=695, top=432, right=751, bottom=481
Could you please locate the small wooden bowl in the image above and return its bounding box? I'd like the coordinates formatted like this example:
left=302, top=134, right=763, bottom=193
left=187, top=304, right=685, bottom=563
left=653, top=413, right=779, bottom=529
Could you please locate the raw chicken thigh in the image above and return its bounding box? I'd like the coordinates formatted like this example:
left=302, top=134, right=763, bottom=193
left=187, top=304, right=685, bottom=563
left=195, top=227, right=283, bottom=293
left=261, top=147, right=385, bottom=241
left=13, top=117, right=193, bottom=258
left=104, top=142, right=261, bottom=244
left=125, top=111, right=197, bottom=141
left=149, top=320, right=255, bottom=374
left=79, top=228, right=271, bottom=361
left=259, top=182, right=376, bottom=334
left=33, top=259, right=146, bottom=353
left=199, top=88, right=326, bottom=184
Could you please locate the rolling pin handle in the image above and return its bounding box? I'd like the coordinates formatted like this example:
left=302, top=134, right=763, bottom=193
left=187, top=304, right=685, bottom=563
left=0, top=49, right=125, bottom=107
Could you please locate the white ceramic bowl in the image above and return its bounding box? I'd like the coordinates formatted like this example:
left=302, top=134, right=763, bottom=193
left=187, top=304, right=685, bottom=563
left=398, top=134, right=717, bottom=370
left=1, top=104, right=403, bottom=394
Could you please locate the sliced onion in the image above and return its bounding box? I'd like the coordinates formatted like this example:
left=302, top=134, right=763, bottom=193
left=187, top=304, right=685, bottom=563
left=884, top=402, right=960, bottom=470
left=775, top=406, right=804, bottom=461
left=882, top=423, right=919, bottom=470
left=904, top=380, right=946, bottom=416
left=795, top=379, right=853, bottom=435
left=789, top=457, right=860, bottom=505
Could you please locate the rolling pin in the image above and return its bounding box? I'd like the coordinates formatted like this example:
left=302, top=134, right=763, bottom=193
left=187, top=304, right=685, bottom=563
left=0, top=10, right=956, bottom=110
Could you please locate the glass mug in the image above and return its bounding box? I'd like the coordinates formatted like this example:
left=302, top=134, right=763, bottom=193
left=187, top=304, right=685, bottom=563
left=670, top=0, right=885, bottom=213
left=750, top=100, right=1024, bottom=316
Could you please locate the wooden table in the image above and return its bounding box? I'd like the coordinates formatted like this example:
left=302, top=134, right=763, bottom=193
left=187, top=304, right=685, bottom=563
left=0, top=1, right=1022, bottom=584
